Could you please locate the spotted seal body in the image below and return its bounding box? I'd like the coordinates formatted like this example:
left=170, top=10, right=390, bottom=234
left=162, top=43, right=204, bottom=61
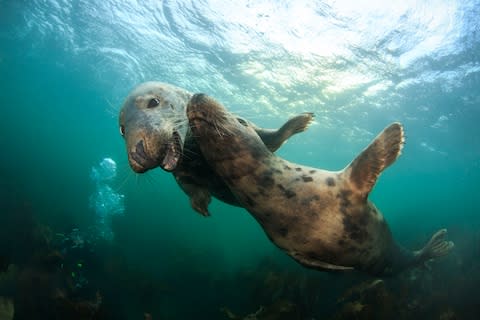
left=187, top=94, right=454, bottom=276
left=119, top=82, right=314, bottom=216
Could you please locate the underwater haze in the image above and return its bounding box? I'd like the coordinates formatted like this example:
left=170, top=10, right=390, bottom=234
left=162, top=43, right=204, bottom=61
left=1, top=0, right=480, bottom=319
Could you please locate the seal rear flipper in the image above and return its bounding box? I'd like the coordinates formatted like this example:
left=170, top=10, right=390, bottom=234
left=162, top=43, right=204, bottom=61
left=415, top=229, right=454, bottom=262
left=344, top=123, right=405, bottom=197
left=257, top=112, right=315, bottom=152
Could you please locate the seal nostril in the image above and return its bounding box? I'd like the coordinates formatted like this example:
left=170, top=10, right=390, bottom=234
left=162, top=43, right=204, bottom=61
left=130, top=140, right=149, bottom=168
left=135, top=140, right=147, bottom=158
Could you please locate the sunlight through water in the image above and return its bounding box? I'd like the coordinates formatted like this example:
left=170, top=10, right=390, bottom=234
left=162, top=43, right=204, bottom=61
left=18, top=0, right=478, bottom=124
left=2, top=1, right=480, bottom=318
left=6, top=0, right=476, bottom=169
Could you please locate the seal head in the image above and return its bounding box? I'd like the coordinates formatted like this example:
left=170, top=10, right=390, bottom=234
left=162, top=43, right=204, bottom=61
left=119, top=82, right=192, bottom=172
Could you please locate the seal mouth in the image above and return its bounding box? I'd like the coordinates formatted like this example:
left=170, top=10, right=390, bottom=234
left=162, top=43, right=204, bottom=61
left=159, top=130, right=182, bottom=172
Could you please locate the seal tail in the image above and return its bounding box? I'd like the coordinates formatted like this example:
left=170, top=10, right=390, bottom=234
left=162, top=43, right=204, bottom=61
left=415, top=229, right=454, bottom=263
left=344, top=123, right=405, bottom=197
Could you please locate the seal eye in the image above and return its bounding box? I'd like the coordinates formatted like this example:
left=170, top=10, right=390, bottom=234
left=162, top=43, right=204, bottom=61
left=147, top=98, right=160, bottom=108
left=119, top=125, right=125, bottom=137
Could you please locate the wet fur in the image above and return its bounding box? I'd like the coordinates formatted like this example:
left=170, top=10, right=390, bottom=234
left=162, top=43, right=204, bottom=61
left=187, top=93, right=454, bottom=276
left=119, top=82, right=314, bottom=216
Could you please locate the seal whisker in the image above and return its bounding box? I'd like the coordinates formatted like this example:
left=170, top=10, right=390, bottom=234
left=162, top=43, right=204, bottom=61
left=181, top=147, right=200, bottom=160
left=172, top=117, right=189, bottom=125
left=187, top=124, right=203, bottom=138
left=141, top=171, right=159, bottom=187
left=111, top=165, right=135, bottom=192
left=132, top=171, right=159, bottom=187
left=213, top=120, right=223, bottom=137
left=209, top=116, right=235, bottom=137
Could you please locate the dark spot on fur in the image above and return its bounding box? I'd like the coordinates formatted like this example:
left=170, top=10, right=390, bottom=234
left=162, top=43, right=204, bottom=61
left=337, top=189, right=370, bottom=244
left=255, top=170, right=275, bottom=188
left=342, top=215, right=368, bottom=243
left=301, top=175, right=314, bottom=182
left=257, top=187, right=267, bottom=197
left=358, top=209, right=369, bottom=226
left=306, top=251, right=320, bottom=259
left=222, top=161, right=256, bottom=181
left=285, top=215, right=300, bottom=228
left=277, top=184, right=297, bottom=199
left=284, top=189, right=296, bottom=198
left=301, top=195, right=320, bottom=206
left=326, top=177, right=336, bottom=187
left=337, top=189, right=352, bottom=215
left=279, top=227, right=289, bottom=237
left=245, top=196, right=256, bottom=208
left=295, top=167, right=302, bottom=172
left=309, top=170, right=316, bottom=174
left=250, top=145, right=267, bottom=160
left=273, top=168, right=282, bottom=174
left=284, top=165, right=292, bottom=170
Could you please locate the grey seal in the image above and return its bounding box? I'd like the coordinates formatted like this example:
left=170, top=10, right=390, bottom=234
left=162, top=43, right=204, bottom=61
left=119, top=82, right=314, bottom=216
left=187, top=93, right=454, bottom=276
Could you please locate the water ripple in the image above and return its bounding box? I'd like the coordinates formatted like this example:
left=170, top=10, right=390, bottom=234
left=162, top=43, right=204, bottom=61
left=8, top=0, right=480, bottom=142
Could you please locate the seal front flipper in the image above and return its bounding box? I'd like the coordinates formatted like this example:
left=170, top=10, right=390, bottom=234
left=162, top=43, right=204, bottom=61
left=292, top=252, right=354, bottom=271
left=345, top=123, right=405, bottom=197
left=190, top=188, right=211, bottom=217
left=256, top=113, right=315, bottom=152
left=175, top=175, right=211, bottom=217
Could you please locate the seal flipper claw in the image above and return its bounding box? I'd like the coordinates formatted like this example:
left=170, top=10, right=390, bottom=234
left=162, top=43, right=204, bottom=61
left=346, top=122, right=404, bottom=196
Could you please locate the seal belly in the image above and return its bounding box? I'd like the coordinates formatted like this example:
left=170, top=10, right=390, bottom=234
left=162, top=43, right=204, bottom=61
left=221, top=159, right=392, bottom=271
